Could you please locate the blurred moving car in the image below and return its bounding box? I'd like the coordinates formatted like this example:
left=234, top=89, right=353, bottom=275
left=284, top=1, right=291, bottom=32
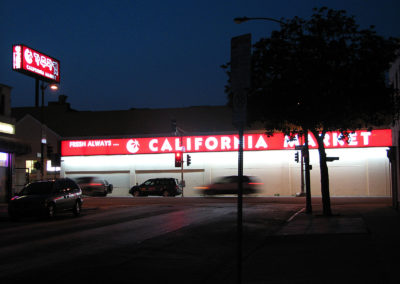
left=75, top=177, right=113, bottom=196
left=129, top=178, right=182, bottom=197
left=195, top=175, right=263, bottom=195
left=8, top=178, right=83, bottom=220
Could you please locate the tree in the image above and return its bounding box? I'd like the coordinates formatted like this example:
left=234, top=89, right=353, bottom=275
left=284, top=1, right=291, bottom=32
left=223, top=7, right=400, bottom=216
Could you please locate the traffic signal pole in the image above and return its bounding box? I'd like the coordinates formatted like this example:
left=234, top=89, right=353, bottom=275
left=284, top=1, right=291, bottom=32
left=172, top=120, right=185, bottom=197
left=181, top=154, right=184, bottom=197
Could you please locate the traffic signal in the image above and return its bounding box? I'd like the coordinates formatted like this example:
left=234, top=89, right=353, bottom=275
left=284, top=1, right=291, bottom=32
left=52, top=153, right=61, bottom=167
left=187, top=154, right=191, bottom=166
left=175, top=152, right=182, bottom=167
left=34, top=161, right=41, bottom=170
left=294, top=151, right=299, bottom=163
left=47, top=145, right=53, bottom=158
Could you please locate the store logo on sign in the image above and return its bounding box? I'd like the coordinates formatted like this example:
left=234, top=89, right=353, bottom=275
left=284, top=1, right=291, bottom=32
left=13, top=44, right=60, bottom=83
left=126, top=139, right=140, bottom=153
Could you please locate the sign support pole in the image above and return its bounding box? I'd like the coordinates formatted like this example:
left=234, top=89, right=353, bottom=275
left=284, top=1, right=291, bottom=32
left=231, top=33, right=251, bottom=284
left=35, top=79, right=39, bottom=108
left=237, top=126, right=244, bottom=283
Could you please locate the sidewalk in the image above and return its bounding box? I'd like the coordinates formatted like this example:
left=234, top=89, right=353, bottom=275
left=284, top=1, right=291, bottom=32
left=235, top=201, right=400, bottom=284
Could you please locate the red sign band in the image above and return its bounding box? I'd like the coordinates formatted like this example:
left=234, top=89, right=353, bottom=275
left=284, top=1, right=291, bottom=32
left=61, top=129, right=392, bottom=156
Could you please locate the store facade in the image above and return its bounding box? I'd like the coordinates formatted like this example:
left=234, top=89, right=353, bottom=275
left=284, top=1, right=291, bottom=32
left=61, top=129, right=392, bottom=197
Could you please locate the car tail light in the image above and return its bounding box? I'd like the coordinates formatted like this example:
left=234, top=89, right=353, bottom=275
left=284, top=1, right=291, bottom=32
left=194, top=186, right=209, bottom=190
left=249, top=182, right=264, bottom=185
left=89, top=183, right=103, bottom=186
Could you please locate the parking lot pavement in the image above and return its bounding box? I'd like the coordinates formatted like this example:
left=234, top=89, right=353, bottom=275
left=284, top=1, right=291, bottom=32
left=1, top=197, right=399, bottom=283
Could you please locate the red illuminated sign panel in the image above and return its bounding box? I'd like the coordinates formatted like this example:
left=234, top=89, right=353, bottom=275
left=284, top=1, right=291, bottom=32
left=61, top=129, right=392, bottom=157
left=13, top=44, right=60, bottom=83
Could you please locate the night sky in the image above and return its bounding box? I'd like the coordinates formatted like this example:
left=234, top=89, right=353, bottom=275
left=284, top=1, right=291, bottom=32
left=1, top=0, right=399, bottom=111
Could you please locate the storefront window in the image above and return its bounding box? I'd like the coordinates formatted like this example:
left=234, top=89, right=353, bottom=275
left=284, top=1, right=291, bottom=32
left=47, top=160, right=60, bottom=172
left=26, top=160, right=37, bottom=172
left=0, top=152, right=9, bottom=167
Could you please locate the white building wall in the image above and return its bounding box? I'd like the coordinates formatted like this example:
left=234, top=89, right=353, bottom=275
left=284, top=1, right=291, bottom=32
left=61, top=147, right=390, bottom=197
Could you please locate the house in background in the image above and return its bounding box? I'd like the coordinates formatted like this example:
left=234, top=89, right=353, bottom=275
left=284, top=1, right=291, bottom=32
left=14, top=114, right=61, bottom=187
left=0, top=84, right=30, bottom=202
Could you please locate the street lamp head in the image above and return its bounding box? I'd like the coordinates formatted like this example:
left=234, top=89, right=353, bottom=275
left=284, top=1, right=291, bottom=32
left=234, top=17, right=249, bottom=24
left=49, top=84, right=59, bottom=91
left=233, top=16, right=285, bottom=25
left=41, top=82, right=59, bottom=91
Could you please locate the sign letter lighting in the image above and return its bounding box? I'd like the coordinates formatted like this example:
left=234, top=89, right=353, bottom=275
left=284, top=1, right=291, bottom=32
left=13, top=44, right=60, bottom=83
left=61, top=129, right=392, bottom=157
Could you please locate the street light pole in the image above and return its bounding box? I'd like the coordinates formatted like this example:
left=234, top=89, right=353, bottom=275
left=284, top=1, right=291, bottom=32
left=39, top=81, right=58, bottom=179
left=40, top=82, right=45, bottom=178
left=235, top=15, right=312, bottom=213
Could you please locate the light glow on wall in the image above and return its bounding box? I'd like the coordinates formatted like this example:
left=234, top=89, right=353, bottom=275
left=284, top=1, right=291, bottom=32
left=0, top=122, right=15, bottom=134
left=61, top=147, right=391, bottom=197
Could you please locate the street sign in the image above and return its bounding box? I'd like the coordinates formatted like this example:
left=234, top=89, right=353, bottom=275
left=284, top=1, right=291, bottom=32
left=231, top=34, right=251, bottom=127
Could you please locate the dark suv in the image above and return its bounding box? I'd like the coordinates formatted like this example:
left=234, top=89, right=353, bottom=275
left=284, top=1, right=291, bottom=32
left=8, top=178, right=83, bottom=220
left=129, top=178, right=182, bottom=197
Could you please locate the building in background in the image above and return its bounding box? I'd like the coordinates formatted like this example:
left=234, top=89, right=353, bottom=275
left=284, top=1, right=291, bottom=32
left=12, top=99, right=237, bottom=192
left=0, top=84, right=30, bottom=202
left=60, top=129, right=392, bottom=198
left=14, top=114, right=61, bottom=187
left=12, top=96, right=394, bottom=199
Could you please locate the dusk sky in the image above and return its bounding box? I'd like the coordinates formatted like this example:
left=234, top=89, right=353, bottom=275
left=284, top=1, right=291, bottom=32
left=1, top=0, right=399, bottom=111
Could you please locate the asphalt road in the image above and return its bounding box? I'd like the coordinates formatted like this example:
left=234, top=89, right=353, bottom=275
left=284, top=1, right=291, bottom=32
left=0, top=197, right=303, bottom=283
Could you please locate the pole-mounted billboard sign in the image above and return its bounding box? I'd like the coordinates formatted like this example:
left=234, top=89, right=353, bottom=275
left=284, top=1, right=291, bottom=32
left=230, top=34, right=251, bottom=128
left=12, top=44, right=60, bottom=83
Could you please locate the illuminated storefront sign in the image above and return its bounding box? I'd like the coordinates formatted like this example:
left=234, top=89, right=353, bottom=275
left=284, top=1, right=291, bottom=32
left=12, top=44, right=60, bottom=83
left=61, top=129, right=392, bottom=157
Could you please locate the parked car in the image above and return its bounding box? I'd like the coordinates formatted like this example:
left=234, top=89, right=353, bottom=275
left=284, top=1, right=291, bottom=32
left=195, top=175, right=263, bottom=195
left=75, top=177, right=113, bottom=196
left=8, top=178, right=83, bottom=220
left=129, top=178, right=182, bottom=197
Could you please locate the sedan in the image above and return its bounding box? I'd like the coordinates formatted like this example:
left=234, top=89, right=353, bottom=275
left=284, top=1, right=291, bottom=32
left=75, top=177, right=113, bottom=196
left=195, top=175, right=263, bottom=195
